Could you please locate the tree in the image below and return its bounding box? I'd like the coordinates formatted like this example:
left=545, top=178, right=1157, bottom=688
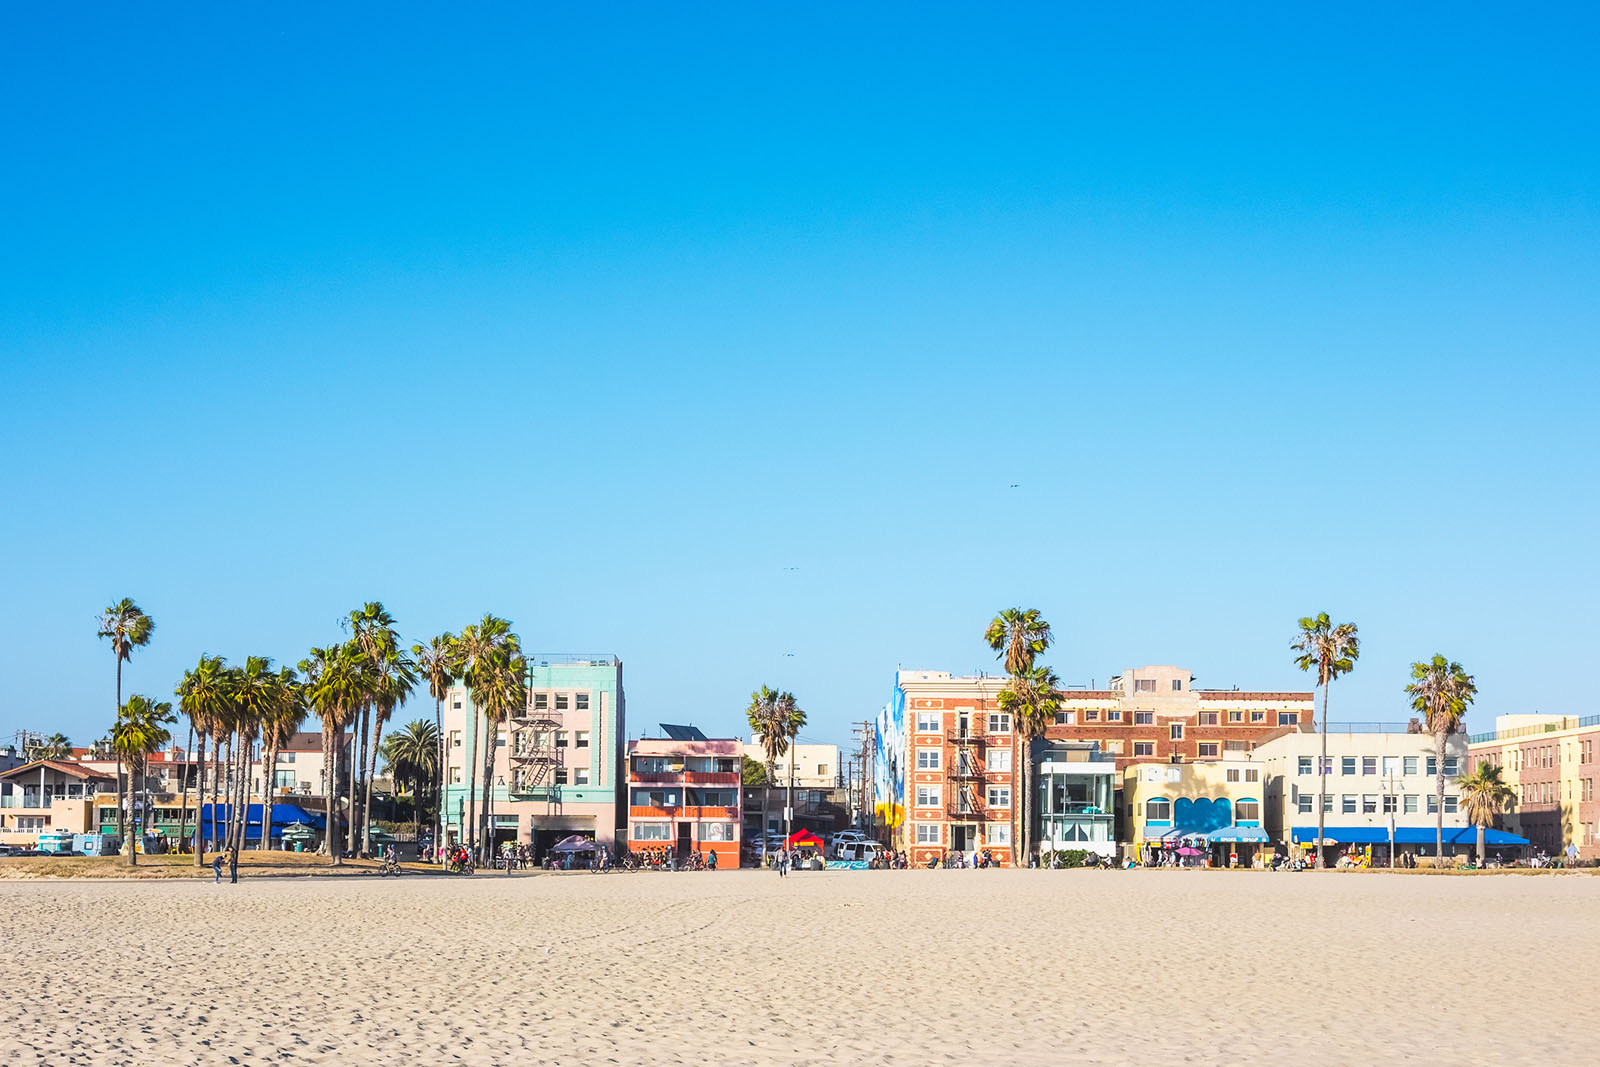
left=457, top=615, right=525, bottom=861
left=302, top=644, right=365, bottom=865
left=382, top=719, right=441, bottom=838
left=412, top=633, right=459, bottom=861
left=747, top=686, right=805, bottom=847
left=1456, top=762, right=1513, bottom=866
left=110, top=694, right=174, bottom=865
left=996, top=665, right=1061, bottom=866
left=174, top=655, right=228, bottom=865
left=1407, top=654, right=1478, bottom=862
left=257, top=668, right=306, bottom=850
left=985, top=608, right=1054, bottom=865
left=741, top=755, right=769, bottom=788
left=24, top=734, right=71, bottom=760
left=1291, top=613, right=1360, bottom=869
left=347, top=602, right=409, bottom=856
left=224, top=656, right=280, bottom=865
left=98, top=598, right=155, bottom=860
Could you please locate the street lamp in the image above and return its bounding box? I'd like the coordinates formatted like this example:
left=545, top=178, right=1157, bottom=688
left=1384, top=772, right=1403, bottom=869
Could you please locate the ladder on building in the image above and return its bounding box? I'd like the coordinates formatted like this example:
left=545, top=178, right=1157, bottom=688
left=508, top=692, right=564, bottom=815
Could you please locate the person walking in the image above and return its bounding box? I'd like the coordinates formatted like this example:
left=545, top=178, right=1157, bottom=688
left=777, top=847, right=788, bottom=878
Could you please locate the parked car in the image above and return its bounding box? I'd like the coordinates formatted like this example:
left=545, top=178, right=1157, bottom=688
left=832, top=840, right=884, bottom=863
left=831, top=830, right=869, bottom=846
left=0, top=844, right=23, bottom=857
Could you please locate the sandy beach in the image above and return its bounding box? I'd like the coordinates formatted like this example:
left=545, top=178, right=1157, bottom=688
left=2, top=868, right=1595, bottom=1066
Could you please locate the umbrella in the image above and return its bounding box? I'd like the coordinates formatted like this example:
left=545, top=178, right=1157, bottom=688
left=281, top=822, right=318, bottom=841
left=1176, top=846, right=1204, bottom=856
left=785, top=829, right=823, bottom=849
left=551, top=834, right=597, bottom=853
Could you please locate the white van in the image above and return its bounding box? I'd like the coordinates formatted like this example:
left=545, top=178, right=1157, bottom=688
left=832, top=840, right=884, bottom=863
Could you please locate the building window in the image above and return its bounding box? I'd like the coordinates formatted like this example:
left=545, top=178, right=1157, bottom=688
left=1444, top=796, right=1458, bottom=814
left=1199, top=711, right=1218, bottom=726
left=1134, top=712, right=1154, bottom=726
left=1135, top=678, right=1156, bottom=693
left=1443, top=757, right=1459, bottom=776
left=1172, top=679, right=1182, bottom=691
left=1226, top=741, right=1250, bottom=753
left=555, top=732, right=569, bottom=748
left=1226, top=768, right=1241, bottom=783
left=1383, top=795, right=1397, bottom=814
left=1197, top=743, right=1219, bottom=758
left=1250, top=711, right=1265, bottom=723
left=1236, top=800, right=1260, bottom=822
left=1085, top=710, right=1100, bottom=722
left=574, top=769, right=590, bottom=786
left=1297, top=756, right=1313, bottom=775
left=1322, top=794, right=1333, bottom=813
left=1341, top=795, right=1356, bottom=814
left=1229, top=711, right=1244, bottom=723
left=1278, top=712, right=1297, bottom=726
left=1245, top=768, right=1260, bottom=782
left=533, top=693, right=548, bottom=710
left=575, top=731, right=590, bottom=749
left=1341, top=757, right=1357, bottom=776
left=633, top=822, right=671, bottom=842
left=1134, top=742, right=1155, bottom=757
left=915, top=823, right=940, bottom=845
left=1361, top=757, right=1377, bottom=775
left=575, top=693, right=590, bottom=711
left=916, top=712, right=941, bottom=733
left=988, top=824, right=1011, bottom=846
left=1169, top=724, right=1184, bottom=741
left=1403, top=756, right=1418, bottom=776
left=987, top=787, right=1012, bottom=808
left=1107, top=711, right=1123, bottom=723
left=1382, top=756, right=1399, bottom=777
left=1104, top=741, right=1124, bottom=754
left=987, top=713, right=1012, bottom=734
left=1297, top=793, right=1313, bottom=815
left=988, top=748, right=1012, bottom=773
left=1426, top=794, right=1439, bottom=814
left=915, top=785, right=941, bottom=808
left=450, top=767, right=462, bottom=784
left=1426, top=757, right=1438, bottom=776
left=1362, top=795, right=1378, bottom=814
left=555, top=694, right=569, bottom=711
left=555, top=769, right=569, bottom=785
left=1145, top=798, right=1171, bottom=822
left=916, top=748, right=942, bottom=771
left=451, top=730, right=462, bottom=749
left=1055, top=710, right=1076, bottom=725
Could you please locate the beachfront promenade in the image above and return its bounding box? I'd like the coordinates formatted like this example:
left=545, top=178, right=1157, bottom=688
left=2, top=869, right=1594, bottom=1066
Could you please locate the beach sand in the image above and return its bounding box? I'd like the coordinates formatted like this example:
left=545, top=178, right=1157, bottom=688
left=1, top=868, right=1594, bottom=1065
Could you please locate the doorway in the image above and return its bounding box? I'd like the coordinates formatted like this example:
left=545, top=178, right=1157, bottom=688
left=676, top=822, right=692, bottom=860
left=952, top=824, right=976, bottom=853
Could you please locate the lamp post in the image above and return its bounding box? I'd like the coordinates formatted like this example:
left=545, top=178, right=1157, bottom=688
left=1385, top=772, right=1402, bottom=869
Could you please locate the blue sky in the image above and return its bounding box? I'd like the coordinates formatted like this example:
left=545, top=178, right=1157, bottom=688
left=3, top=5, right=1596, bottom=750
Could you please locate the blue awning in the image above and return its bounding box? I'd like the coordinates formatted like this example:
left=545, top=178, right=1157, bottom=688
left=1290, top=826, right=1529, bottom=846
left=194, top=803, right=326, bottom=840
left=1208, top=826, right=1269, bottom=844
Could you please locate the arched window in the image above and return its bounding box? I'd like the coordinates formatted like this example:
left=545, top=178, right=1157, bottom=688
left=1146, top=797, right=1171, bottom=822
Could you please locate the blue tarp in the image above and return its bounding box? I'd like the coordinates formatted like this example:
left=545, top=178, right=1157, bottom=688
left=1290, top=826, right=1529, bottom=846
left=194, top=803, right=326, bottom=841
left=1208, top=826, right=1270, bottom=844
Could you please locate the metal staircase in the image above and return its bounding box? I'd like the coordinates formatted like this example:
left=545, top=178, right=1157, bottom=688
left=508, top=692, right=563, bottom=814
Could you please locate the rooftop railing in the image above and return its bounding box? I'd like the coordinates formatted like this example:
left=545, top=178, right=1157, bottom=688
left=526, top=654, right=619, bottom=668
left=1468, top=715, right=1600, bottom=744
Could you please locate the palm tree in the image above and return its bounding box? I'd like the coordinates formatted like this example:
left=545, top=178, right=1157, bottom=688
left=747, top=686, right=805, bottom=848
left=24, top=733, right=72, bottom=760
left=985, top=608, right=1053, bottom=865
left=346, top=602, right=405, bottom=856
left=174, top=655, right=228, bottom=865
left=457, top=616, right=524, bottom=860
left=357, top=647, right=416, bottom=856
left=1291, top=613, right=1360, bottom=869
left=1406, top=654, right=1478, bottom=862
left=222, top=656, right=280, bottom=861
left=412, top=634, right=459, bottom=861
left=302, top=644, right=365, bottom=865
left=257, top=668, right=307, bottom=850
left=382, top=719, right=441, bottom=838
left=98, top=598, right=155, bottom=859
left=996, top=665, right=1062, bottom=865
left=1456, top=762, right=1513, bottom=866
left=110, top=694, right=175, bottom=865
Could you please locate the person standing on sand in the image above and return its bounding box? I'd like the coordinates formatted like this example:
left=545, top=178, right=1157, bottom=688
left=211, top=853, right=223, bottom=884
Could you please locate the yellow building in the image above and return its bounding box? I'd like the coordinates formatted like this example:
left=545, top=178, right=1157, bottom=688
left=1124, top=759, right=1269, bottom=866
left=1468, top=714, right=1600, bottom=860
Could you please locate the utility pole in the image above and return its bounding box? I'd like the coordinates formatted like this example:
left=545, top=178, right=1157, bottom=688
left=851, top=720, right=874, bottom=839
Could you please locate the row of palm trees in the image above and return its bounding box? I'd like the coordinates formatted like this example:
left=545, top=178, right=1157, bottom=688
left=96, top=597, right=530, bottom=866
left=981, top=607, right=1506, bottom=867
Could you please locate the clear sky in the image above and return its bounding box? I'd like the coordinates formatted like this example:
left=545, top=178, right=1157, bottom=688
left=2, top=5, right=1596, bottom=751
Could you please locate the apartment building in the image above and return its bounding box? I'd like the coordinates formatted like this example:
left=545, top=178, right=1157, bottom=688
left=1124, top=758, right=1270, bottom=865
left=1468, top=713, right=1600, bottom=860
left=626, top=732, right=742, bottom=867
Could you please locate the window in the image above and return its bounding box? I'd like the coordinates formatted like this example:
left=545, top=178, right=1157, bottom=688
left=1135, top=678, right=1156, bottom=693
left=1382, top=756, right=1399, bottom=777
left=1341, top=795, right=1356, bottom=814
left=555, top=732, right=569, bottom=748
left=1055, top=710, right=1076, bottom=725
left=1426, top=757, right=1438, bottom=776
left=916, top=748, right=942, bottom=771
left=1250, top=710, right=1265, bottom=723
left=915, top=785, right=941, bottom=808
left=1146, top=798, right=1172, bottom=822
left=575, top=731, right=590, bottom=749
left=1383, top=794, right=1397, bottom=814
left=575, top=693, right=590, bottom=710
left=1170, top=724, right=1184, bottom=741
left=1444, top=796, right=1459, bottom=814
left=1298, top=757, right=1314, bottom=776
left=450, top=767, right=462, bottom=784
left=988, top=748, right=1012, bottom=773
left=1404, top=756, right=1418, bottom=776
left=700, top=822, right=735, bottom=842
left=1426, top=794, right=1439, bottom=814
left=1322, top=794, right=1333, bottom=813
left=1297, top=793, right=1313, bottom=814
left=496, top=731, right=507, bottom=748
left=1172, top=679, right=1182, bottom=691
left=915, top=823, right=940, bottom=845
left=451, top=730, right=462, bottom=749
left=1226, top=768, right=1241, bottom=783
left=555, top=694, right=569, bottom=711
left=916, top=712, right=941, bottom=733
left=533, top=693, right=548, bottom=710
left=1225, top=740, right=1250, bottom=753
left=1236, top=800, right=1260, bottom=821
left=555, top=769, right=569, bottom=785
left=1278, top=712, right=1297, bottom=726
left=987, top=713, right=1012, bottom=734
left=633, top=822, right=671, bottom=842
left=1443, top=757, right=1459, bottom=776
left=1197, top=743, right=1219, bottom=758
left=988, top=824, right=1011, bottom=846
left=1085, top=710, right=1100, bottom=722
left=1362, top=757, right=1378, bottom=776
left=1104, top=741, right=1124, bottom=754
left=1245, top=768, right=1260, bottom=782
left=987, top=786, right=1012, bottom=808
left=453, top=699, right=463, bottom=709
left=1229, top=711, right=1244, bottom=723
left=1135, top=712, right=1154, bottom=725
left=1199, top=711, right=1218, bottom=726
left=1341, top=757, right=1357, bottom=776
left=1107, top=711, right=1123, bottom=723
left=574, top=769, right=590, bottom=786
left=1362, top=795, right=1378, bottom=814
left=1134, top=742, right=1155, bottom=757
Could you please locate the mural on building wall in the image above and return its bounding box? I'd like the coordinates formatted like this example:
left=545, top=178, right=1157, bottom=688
left=874, top=687, right=906, bottom=830
left=1173, top=797, right=1234, bottom=835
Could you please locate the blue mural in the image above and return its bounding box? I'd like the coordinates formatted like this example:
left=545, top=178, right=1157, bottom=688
left=1172, top=797, right=1233, bottom=836
left=874, top=686, right=906, bottom=828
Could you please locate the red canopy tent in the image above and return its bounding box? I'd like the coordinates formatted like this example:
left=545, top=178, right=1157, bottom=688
left=785, top=829, right=823, bottom=849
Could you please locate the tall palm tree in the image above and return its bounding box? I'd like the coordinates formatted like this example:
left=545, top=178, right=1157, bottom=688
left=747, top=686, right=805, bottom=848
left=1407, top=654, right=1478, bottom=862
left=1456, top=762, right=1513, bottom=866
left=346, top=602, right=403, bottom=856
left=996, top=665, right=1061, bottom=865
left=985, top=608, right=1053, bottom=865
left=413, top=634, right=459, bottom=861
left=302, top=644, right=365, bottom=865
left=382, top=719, right=441, bottom=838
left=98, top=598, right=155, bottom=858
left=224, top=657, right=279, bottom=860
left=174, top=655, right=228, bottom=865
left=358, top=647, right=417, bottom=855
left=110, top=694, right=175, bottom=865
left=457, top=616, right=523, bottom=860
left=1291, top=613, right=1360, bottom=869
left=257, top=668, right=307, bottom=850
left=25, top=733, right=72, bottom=760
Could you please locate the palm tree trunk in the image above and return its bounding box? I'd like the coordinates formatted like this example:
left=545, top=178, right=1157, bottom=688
left=258, top=741, right=275, bottom=851
left=327, top=723, right=344, bottom=865
left=192, top=730, right=206, bottom=866
left=479, top=715, right=497, bottom=862
left=178, top=724, right=193, bottom=860
left=128, top=752, right=141, bottom=867
left=1477, top=823, right=1486, bottom=867
left=1435, top=730, right=1447, bottom=863
left=1315, top=673, right=1330, bottom=869
left=209, top=738, right=222, bottom=858
left=115, top=656, right=127, bottom=860
left=1019, top=741, right=1030, bottom=867
left=222, top=734, right=236, bottom=852
left=435, top=696, right=445, bottom=867
left=465, top=714, right=478, bottom=861
left=363, top=708, right=385, bottom=857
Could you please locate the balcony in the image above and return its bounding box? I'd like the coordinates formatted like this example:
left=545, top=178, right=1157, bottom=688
left=947, top=728, right=987, bottom=745
left=947, top=800, right=987, bottom=820
left=629, top=771, right=740, bottom=787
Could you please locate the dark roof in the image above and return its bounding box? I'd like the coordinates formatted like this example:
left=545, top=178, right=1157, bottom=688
left=658, top=724, right=708, bottom=742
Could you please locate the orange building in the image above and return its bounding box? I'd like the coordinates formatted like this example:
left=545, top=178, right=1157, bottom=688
left=626, top=730, right=742, bottom=868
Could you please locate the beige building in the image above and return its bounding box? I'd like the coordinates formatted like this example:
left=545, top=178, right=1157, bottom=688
left=743, top=735, right=839, bottom=788
left=1468, top=713, right=1600, bottom=859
